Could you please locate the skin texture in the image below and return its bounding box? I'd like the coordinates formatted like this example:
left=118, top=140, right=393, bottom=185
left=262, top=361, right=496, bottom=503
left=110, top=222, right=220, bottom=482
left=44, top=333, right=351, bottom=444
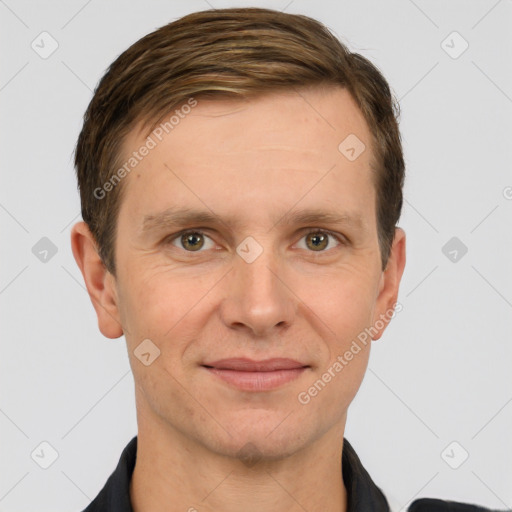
left=72, top=85, right=406, bottom=512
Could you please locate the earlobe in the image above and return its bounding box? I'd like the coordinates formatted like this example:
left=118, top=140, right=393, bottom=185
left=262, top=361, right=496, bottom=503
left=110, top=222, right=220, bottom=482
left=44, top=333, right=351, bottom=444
left=371, top=227, right=406, bottom=341
left=70, top=221, right=124, bottom=339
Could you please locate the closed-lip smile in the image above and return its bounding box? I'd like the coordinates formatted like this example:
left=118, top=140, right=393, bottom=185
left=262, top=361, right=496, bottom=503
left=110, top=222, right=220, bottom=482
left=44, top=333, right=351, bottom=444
left=201, top=358, right=310, bottom=391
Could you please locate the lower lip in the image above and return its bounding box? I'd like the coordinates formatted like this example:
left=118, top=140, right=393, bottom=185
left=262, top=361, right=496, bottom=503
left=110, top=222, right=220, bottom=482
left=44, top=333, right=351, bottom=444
left=203, top=367, right=308, bottom=391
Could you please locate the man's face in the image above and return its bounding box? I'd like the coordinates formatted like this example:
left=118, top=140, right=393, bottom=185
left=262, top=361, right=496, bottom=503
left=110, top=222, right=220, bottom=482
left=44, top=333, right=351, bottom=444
left=95, top=86, right=404, bottom=459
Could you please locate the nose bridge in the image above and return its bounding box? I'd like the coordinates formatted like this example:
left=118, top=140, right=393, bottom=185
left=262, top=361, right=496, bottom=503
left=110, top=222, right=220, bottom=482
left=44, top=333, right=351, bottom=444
left=220, top=237, right=295, bottom=334
left=241, top=247, right=281, bottom=304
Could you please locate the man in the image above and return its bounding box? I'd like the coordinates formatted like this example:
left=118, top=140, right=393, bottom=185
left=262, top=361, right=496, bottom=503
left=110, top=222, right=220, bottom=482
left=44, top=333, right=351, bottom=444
left=71, top=7, right=500, bottom=512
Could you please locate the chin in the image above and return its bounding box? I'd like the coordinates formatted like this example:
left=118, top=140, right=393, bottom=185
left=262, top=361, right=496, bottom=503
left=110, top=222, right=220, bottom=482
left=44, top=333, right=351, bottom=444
left=212, top=432, right=305, bottom=464
left=202, top=410, right=312, bottom=462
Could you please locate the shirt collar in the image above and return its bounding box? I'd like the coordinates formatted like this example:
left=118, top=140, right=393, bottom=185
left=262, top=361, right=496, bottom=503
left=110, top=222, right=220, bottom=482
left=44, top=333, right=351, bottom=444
left=83, top=436, right=390, bottom=512
left=342, top=438, right=390, bottom=511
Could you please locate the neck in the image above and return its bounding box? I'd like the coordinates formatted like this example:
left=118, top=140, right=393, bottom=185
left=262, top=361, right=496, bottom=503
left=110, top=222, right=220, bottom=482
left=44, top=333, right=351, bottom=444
left=129, top=408, right=348, bottom=512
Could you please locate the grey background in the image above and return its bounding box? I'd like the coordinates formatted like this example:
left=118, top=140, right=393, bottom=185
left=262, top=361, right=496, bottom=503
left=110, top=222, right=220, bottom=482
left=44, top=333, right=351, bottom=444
left=1, top=0, right=511, bottom=511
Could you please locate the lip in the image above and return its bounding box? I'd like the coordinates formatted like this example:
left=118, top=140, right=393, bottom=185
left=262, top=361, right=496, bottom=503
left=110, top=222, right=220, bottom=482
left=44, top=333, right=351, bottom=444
left=201, top=358, right=309, bottom=392
left=202, top=358, right=307, bottom=371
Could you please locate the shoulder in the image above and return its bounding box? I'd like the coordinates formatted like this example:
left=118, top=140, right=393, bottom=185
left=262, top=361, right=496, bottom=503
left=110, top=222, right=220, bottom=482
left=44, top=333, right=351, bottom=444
left=408, top=497, right=508, bottom=511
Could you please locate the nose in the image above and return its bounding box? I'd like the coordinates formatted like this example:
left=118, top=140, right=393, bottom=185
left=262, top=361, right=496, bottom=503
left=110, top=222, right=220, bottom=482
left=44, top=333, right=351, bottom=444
left=219, top=244, right=297, bottom=337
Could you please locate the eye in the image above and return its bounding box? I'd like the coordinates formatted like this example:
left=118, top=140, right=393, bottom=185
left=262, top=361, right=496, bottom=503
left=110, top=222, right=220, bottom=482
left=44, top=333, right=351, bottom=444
left=296, top=229, right=343, bottom=252
left=169, top=230, right=216, bottom=252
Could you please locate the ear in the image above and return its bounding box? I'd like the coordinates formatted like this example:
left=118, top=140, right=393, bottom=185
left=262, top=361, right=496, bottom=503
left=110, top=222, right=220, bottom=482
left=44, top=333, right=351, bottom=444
left=70, top=221, right=123, bottom=339
left=371, top=227, right=406, bottom=341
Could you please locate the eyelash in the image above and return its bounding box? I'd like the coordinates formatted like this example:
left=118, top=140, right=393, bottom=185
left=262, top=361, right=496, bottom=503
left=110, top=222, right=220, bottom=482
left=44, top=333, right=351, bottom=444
left=165, top=228, right=347, bottom=255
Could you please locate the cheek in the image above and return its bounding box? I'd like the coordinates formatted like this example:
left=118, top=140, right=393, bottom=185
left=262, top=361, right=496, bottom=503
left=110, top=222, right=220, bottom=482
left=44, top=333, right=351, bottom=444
left=301, top=269, right=377, bottom=334
left=293, top=270, right=377, bottom=387
left=118, top=265, right=212, bottom=352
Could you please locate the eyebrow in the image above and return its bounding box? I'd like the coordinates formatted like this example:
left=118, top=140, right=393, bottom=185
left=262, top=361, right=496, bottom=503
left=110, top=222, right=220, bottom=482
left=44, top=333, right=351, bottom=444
left=141, top=207, right=366, bottom=234
left=277, top=210, right=365, bottom=230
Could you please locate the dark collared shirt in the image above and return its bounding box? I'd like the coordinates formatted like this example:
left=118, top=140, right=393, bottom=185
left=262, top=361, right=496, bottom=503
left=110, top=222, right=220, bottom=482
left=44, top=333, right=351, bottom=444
left=81, top=436, right=500, bottom=512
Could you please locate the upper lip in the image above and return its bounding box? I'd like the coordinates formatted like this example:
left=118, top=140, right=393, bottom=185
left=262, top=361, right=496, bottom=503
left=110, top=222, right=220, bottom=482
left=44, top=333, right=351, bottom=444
left=202, top=358, right=308, bottom=372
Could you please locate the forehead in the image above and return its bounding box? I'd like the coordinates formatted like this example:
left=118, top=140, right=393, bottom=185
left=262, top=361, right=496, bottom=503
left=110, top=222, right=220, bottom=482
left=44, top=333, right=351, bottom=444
left=117, top=86, right=377, bottom=229
left=124, top=85, right=374, bottom=168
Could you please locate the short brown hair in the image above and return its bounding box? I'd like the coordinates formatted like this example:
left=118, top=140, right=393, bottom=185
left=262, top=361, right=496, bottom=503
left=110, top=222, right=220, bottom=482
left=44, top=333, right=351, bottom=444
left=74, top=7, right=404, bottom=273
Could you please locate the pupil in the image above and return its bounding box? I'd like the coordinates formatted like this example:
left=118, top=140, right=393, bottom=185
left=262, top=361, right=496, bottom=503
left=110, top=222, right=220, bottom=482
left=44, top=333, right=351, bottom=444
left=310, top=233, right=327, bottom=250
left=184, top=233, right=202, bottom=250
